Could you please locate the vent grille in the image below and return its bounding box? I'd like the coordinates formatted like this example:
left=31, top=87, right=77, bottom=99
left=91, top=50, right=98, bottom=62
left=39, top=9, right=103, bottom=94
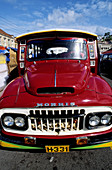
left=29, top=109, right=85, bottom=133
left=37, top=87, right=74, bottom=94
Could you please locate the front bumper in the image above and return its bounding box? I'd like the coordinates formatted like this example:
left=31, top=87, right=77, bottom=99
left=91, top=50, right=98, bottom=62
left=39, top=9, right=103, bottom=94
left=0, top=131, right=112, bottom=152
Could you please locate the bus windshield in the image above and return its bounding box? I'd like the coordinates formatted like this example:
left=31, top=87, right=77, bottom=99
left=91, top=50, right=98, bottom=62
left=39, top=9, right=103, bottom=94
left=27, top=38, right=87, bottom=61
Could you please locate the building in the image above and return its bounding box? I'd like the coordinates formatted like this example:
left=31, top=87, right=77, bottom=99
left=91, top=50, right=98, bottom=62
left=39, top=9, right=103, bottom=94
left=98, top=42, right=112, bottom=54
left=0, top=29, right=15, bottom=48
left=98, top=36, right=112, bottom=54
left=102, top=48, right=112, bottom=55
left=0, top=29, right=18, bottom=75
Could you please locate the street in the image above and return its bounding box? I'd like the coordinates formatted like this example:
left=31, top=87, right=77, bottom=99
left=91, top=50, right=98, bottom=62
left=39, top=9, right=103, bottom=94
left=0, top=148, right=112, bottom=170
left=0, top=75, right=112, bottom=170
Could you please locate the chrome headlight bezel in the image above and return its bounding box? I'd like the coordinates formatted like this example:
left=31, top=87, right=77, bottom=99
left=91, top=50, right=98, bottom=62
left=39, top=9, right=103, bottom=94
left=86, top=112, right=112, bottom=129
left=1, top=113, right=28, bottom=130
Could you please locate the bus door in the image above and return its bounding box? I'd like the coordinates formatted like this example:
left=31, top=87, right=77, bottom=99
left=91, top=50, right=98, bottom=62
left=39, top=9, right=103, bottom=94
left=87, top=39, right=98, bottom=74
left=18, top=40, right=26, bottom=75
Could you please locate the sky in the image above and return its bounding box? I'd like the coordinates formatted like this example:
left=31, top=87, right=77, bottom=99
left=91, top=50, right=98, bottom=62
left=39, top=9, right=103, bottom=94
left=0, top=0, right=112, bottom=37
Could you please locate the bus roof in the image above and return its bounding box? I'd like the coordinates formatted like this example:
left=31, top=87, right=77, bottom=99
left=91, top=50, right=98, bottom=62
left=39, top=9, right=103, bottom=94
left=16, top=29, right=97, bottom=40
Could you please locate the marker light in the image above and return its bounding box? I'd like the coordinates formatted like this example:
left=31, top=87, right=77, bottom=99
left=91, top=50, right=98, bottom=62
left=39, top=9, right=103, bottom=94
left=24, top=137, right=36, bottom=145
left=76, top=137, right=88, bottom=145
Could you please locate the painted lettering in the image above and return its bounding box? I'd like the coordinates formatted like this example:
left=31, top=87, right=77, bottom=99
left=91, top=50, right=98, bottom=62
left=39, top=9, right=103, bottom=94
left=44, top=103, right=50, bottom=106
left=51, top=103, right=56, bottom=106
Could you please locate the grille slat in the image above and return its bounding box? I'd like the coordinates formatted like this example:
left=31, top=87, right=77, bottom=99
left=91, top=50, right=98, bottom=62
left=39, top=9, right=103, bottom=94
left=34, top=119, right=37, bottom=130
left=65, top=118, right=67, bottom=130
left=59, top=118, right=61, bottom=130
left=29, top=109, right=85, bottom=133
left=71, top=118, right=73, bottom=130
left=40, top=118, right=43, bottom=131
left=53, top=119, right=55, bottom=131
left=47, top=118, right=49, bottom=131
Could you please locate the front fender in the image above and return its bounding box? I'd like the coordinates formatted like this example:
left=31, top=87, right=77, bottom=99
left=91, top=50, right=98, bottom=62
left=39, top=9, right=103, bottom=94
left=0, top=77, right=26, bottom=109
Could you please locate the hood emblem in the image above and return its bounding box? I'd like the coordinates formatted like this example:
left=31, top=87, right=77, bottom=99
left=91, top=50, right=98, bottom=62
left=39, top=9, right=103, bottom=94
left=35, top=102, right=75, bottom=107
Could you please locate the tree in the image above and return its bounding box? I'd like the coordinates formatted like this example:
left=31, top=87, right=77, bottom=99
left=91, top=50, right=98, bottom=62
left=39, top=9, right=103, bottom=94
left=103, top=32, right=112, bottom=41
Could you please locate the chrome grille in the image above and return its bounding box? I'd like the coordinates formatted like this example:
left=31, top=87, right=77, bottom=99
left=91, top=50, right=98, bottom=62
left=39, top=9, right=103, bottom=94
left=29, top=109, right=85, bottom=132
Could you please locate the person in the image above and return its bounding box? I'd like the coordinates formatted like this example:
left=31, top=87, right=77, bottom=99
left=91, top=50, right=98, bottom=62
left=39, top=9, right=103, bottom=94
left=5, top=52, right=10, bottom=74
left=0, top=53, right=9, bottom=91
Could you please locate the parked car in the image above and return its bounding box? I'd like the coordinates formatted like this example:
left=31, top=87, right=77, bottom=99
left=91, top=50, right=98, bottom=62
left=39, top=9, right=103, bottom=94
left=100, top=53, right=112, bottom=77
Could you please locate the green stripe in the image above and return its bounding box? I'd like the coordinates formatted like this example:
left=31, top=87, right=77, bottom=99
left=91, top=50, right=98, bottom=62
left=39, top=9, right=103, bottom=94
left=71, top=142, right=111, bottom=150
left=71, top=145, right=97, bottom=150
left=0, top=140, right=44, bottom=150
left=1, top=140, right=112, bottom=150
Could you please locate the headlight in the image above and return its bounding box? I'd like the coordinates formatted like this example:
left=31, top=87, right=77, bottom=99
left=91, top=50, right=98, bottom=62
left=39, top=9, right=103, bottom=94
left=89, top=115, right=100, bottom=126
left=4, top=116, right=14, bottom=127
left=15, top=117, right=25, bottom=127
left=101, top=114, right=111, bottom=125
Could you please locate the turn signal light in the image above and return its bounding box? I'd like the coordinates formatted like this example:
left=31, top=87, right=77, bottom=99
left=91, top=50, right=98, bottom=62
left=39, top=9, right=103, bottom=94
left=24, top=137, right=36, bottom=145
left=76, top=137, right=88, bottom=145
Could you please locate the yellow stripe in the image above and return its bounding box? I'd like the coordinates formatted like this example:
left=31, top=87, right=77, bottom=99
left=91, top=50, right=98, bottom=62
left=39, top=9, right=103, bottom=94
left=94, top=141, right=112, bottom=149
left=0, top=141, right=20, bottom=148
left=0, top=140, right=43, bottom=149
left=71, top=141, right=112, bottom=150
left=16, top=29, right=97, bottom=39
left=1, top=140, right=112, bottom=150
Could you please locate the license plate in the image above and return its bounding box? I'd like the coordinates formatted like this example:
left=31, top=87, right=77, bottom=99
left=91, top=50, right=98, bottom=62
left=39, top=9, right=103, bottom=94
left=45, top=145, right=69, bottom=153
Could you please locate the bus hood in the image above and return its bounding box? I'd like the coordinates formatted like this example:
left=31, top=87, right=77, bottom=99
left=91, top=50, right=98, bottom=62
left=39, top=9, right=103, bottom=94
left=24, top=61, right=90, bottom=96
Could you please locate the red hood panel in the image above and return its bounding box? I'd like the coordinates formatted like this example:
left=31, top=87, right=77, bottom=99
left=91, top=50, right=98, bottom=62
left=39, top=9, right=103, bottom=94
left=25, top=61, right=89, bottom=95
left=0, top=71, right=112, bottom=108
